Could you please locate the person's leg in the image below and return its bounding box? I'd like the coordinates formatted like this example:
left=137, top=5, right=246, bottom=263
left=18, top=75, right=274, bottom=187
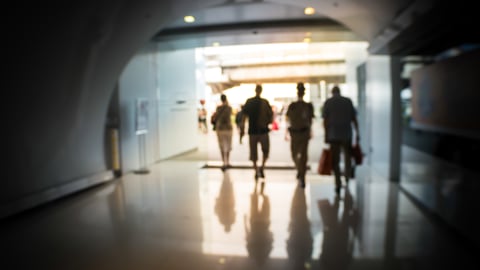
left=226, top=130, right=233, bottom=167
left=217, top=131, right=227, bottom=170
left=298, top=132, right=309, bottom=184
left=259, top=133, right=270, bottom=178
left=222, top=150, right=228, bottom=169
left=249, top=135, right=259, bottom=178
left=330, top=142, right=342, bottom=193
left=226, top=152, right=230, bottom=168
left=290, top=133, right=299, bottom=177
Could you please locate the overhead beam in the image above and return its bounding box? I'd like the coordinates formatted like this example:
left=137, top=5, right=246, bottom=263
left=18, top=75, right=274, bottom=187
left=154, top=19, right=348, bottom=40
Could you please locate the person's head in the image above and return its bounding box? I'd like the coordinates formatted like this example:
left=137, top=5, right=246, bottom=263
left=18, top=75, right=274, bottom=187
left=297, top=82, right=305, bottom=97
left=331, top=85, right=341, bottom=95
left=220, top=94, right=227, bottom=103
left=255, top=84, right=263, bottom=95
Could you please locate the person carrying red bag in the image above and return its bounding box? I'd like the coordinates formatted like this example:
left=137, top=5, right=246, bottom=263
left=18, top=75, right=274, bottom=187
left=321, top=85, right=360, bottom=195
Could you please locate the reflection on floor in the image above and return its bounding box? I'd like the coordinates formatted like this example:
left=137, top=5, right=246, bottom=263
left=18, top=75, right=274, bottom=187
left=1, top=124, right=477, bottom=269
left=0, top=159, right=477, bottom=269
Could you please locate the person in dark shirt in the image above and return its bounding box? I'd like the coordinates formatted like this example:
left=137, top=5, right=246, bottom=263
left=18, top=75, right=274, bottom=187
left=240, top=84, right=273, bottom=181
left=322, top=85, right=360, bottom=195
left=286, top=82, right=314, bottom=188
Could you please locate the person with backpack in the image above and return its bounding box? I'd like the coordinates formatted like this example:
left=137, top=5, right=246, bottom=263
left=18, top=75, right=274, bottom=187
left=285, top=82, right=314, bottom=188
left=214, top=94, right=233, bottom=171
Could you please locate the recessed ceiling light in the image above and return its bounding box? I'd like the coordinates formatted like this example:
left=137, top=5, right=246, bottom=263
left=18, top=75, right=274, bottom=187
left=303, top=37, right=311, bottom=43
left=212, top=42, right=220, bottom=47
left=304, top=7, right=315, bottom=15
left=184, top=15, right=195, bottom=23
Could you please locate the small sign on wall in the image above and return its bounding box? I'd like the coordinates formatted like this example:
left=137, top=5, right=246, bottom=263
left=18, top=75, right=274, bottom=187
left=135, top=98, right=149, bottom=135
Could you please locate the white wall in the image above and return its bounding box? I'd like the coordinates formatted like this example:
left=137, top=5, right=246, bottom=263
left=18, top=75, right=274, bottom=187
left=156, top=48, right=199, bottom=159
left=365, top=56, right=392, bottom=178
left=118, top=46, right=199, bottom=172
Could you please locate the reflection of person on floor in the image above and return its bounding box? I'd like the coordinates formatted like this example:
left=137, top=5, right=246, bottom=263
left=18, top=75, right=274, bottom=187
left=214, top=171, right=236, bottom=232
left=318, top=188, right=358, bottom=270
left=286, top=186, right=313, bottom=269
left=245, top=187, right=273, bottom=266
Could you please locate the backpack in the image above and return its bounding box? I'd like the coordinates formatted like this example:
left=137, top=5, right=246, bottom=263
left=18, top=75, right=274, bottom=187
left=255, top=99, right=273, bottom=128
left=287, top=101, right=313, bottom=129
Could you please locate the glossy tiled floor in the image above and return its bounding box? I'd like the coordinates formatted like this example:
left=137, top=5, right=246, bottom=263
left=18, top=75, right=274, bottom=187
left=0, top=124, right=477, bottom=269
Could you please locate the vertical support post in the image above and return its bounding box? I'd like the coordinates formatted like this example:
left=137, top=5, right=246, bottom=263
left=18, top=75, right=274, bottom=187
left=111, top=128, right=122, bottom=177
left=389, top=56, right=403, bottom=182
left=134, top=98, right=150, bottom=174
left=135, top=132, right=150, bottom=174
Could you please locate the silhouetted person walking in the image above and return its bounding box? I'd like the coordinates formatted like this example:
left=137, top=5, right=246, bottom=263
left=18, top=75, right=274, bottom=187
left=286, top=82, right=314, bottom=188
left=240, top=84, right=273, bottom=181
left=322, top=85, right=360, bottom=195
left=214, top=94, right=233, bottom=171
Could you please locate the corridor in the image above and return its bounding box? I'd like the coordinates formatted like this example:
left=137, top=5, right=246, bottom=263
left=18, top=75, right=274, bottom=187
left=0, top=122, right=476, bottom=270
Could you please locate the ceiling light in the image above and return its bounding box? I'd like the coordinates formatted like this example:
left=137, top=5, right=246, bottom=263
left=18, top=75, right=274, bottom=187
left=303, top=37, right=311, bottom=43
left=184, top=15, right=195, bottom=23
left=304, top=7, right=315, bottom=15
left=212, top=42, right=220, bottom=47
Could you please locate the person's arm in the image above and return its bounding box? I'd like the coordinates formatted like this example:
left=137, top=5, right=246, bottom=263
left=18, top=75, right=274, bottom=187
left=323, top=118, right=329, bottom=143
left=352, top=116, right=360, bottom=144
left=321, top=104, right=329, bottom=143
left=284, top=126, right=290, bottom=141
left=351, top=104, right=360, bottom=144
left=267, top=101, right=274, bottom=124
left=309, top=103, right=315, bottom=139
left=284, top=106, right=291, bottom=141
left=240, top=108, right=247, bottom=143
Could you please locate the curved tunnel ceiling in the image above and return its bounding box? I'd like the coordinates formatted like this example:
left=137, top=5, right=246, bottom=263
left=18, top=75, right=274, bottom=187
left=153, top=1, right=363, bottom=51
left=153, top=0, right=479, bottom=56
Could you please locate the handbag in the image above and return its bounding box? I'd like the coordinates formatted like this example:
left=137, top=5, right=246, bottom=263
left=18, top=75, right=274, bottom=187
left=351, top=143, right=364, bottom=165
left=317, top=148, right=332, bottom=175
left=210, top=112, right=217, bottom=131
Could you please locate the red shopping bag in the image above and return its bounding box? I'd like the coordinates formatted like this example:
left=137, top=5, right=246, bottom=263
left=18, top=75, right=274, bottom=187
left=271, top=120, right=279, bottom=131
left=317, top=148, right=332, bottom=175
